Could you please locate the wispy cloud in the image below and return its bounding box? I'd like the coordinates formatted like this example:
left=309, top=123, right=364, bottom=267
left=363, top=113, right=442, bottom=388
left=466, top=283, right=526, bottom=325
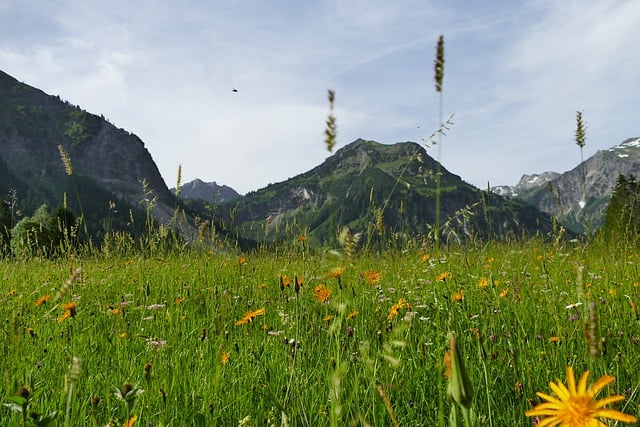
left=1, top=0, right=638, bottom=193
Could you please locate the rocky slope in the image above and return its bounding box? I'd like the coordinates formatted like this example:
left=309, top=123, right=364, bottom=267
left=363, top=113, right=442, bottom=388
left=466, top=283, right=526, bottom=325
left=172, top=179, right=241, bottom=203
left=496, top=137, right=640, bottom=233
left=0, top=69, right=177, bottom=234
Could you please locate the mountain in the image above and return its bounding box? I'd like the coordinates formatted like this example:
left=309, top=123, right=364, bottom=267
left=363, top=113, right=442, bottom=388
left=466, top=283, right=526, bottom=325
left=0, top=69, right=178, bottom=238
left=172, top=179, right=241, bottom=203
left=492, top=172, right=560, bottom=197
left=496, top=137, right=640, bottom=233
left=220, top=139, right=557, bottom=244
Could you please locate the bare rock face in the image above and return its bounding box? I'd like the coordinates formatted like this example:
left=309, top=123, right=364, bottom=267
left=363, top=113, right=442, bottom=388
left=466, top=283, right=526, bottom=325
left=494, top=137, right=640, bottom=233
left=0, top=69, right=175, bottom=224
left=172, top=179, right=241, bottom=204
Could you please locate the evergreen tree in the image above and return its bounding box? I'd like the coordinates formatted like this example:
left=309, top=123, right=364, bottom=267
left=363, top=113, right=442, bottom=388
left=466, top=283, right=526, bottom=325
left=602, top=174, right=640, bottom=244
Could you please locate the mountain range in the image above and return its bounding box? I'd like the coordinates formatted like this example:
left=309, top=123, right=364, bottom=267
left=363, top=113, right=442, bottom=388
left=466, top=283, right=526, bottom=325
left=2, top=67, right=635, bottom=246
left=493, top=137, right=640, bottom=233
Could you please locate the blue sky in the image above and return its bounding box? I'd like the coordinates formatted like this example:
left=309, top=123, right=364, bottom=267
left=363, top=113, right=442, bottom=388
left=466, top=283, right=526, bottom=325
left=1, top=1, right=639, bottom=194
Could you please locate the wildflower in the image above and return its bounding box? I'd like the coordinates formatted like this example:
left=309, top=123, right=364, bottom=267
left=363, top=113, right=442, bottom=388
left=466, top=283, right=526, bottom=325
left=7, top=289, right=16, bottom=298
left=323, top=315, right=334, bottom=323
left=235, top=307, right=265, bottom=326
left=477, top=278, right=489, bottom=288
left=34, top=294, right=51, bottom=306
left=566, top=302, right=583, bottom=309
left=346, top=311, right=359, bottom=320
left=421, top=253, right=431, bottom=263
left=58, top=144, right=73, bottom=175
left=452, top=291, right=464, bottom=302
left=499, top=288, right=509, bottom=298
left=387, top=298, right=408, bottom=321
left=327, top=267, right=344, bottom=278
left=220, top=352, right=230, bottom=365
left=280, top=275, right=291, bottom=288
left=119, top=333, right=127, bottom=338
left=548, top=336, right=560, bottom=344
left=238, top=256, right=247, bottom=266
left=58, top=301, right=77, bottom=322
left=146, top=304, right=166, bottom=310
left=362, top=270, right=381, bottom=285
left=174, top=296, right=185, bottom=304
left=313, top=284, right=332, bottom=303
left=122, top=415, right=138, bottom=427
left=525, top=366, right=637, bottom=425
left=435, top=272, right=451, bottom=282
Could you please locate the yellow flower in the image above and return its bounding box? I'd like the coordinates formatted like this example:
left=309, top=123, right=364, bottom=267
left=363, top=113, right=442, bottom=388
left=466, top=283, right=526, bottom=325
left=327, top=267, right=345, bottom=278
left=525, top=366, right=638, bottom=426
left=235, top=307, right=265, bottom=326
left=175, top=296, right=186, bottom=304
left=435, top=272, right=451, bottom=282
left=220, top=352, right=230, bottom=365
left=548, top=336, right=560, bottom=344
left=238, top=256, right=247, bottom=265
left=421, top=253, right=431, bottom=263
left=477, top=278, right=489, bottom=289
left=499, top=288, right=509, bottom=298
left=122, top=415, right=138, bottom=427
left=313, top=284, right=332, bottom=303
left=452, top=291, right=464, bottom=302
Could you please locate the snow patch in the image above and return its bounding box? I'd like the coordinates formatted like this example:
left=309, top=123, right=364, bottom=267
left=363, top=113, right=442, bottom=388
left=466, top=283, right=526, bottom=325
left=618, top=154, right=629, bottom=158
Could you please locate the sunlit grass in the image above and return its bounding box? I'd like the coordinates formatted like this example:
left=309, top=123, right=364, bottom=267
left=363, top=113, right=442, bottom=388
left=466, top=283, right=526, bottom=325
left=2, top=239, right=639, bottom=425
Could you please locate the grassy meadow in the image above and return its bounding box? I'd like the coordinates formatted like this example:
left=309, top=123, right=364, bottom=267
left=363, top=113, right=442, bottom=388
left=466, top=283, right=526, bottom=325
left=2, top=237, right=640, bottom=426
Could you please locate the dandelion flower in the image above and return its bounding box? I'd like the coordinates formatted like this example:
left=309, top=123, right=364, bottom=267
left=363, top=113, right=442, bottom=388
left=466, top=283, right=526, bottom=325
left=526, top=366, right=637, bottom=426
left=313, top=284, right=332, bottom=303
left=435, top=272, right=451, bottom=282
left=220, top=352, right=230, bottom=364
left=387, top=298, right=408, bottom=321
left=477, top=278, right=489, bottom=289
left=58, top=301, right=77, bottom=322
left=452, top=291, right=464, bottom=302
left=362, top=270, right=381, bottom=285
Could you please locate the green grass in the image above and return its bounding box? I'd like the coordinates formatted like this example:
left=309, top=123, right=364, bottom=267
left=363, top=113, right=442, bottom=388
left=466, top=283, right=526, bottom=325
left=2, top=239, right=639, bottom=426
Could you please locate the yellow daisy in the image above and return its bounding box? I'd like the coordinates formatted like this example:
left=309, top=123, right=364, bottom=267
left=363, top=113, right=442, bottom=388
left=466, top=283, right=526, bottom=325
left=525, top=366, right=637, bottom=426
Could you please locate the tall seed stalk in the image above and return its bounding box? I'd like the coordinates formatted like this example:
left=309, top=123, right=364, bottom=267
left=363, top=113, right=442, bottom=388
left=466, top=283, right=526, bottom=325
left=434, top=35, right=445, bottom=249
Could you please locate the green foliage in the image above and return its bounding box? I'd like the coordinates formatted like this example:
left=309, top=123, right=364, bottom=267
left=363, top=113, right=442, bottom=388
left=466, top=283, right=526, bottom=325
left=2, top=241, right=640, bottom=425
left=9, top=204, right=78, bottom=257
left=601, top=174, right=640, bottom=244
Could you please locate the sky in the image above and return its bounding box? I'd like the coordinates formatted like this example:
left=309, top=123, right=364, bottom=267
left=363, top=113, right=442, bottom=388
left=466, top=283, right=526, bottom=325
left=1, top=1, right=639, bottom=195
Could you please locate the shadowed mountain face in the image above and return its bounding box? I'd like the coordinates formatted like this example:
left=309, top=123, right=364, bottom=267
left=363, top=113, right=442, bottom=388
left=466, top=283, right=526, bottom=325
left=219, top=139, right=556, bottom=244
left=0, top=69, right=177, bottom=237
left=494, top=137, right=640, bottom=234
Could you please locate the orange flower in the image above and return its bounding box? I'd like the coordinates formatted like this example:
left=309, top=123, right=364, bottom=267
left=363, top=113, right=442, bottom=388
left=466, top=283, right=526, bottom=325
left=238, top=256, right=247, bottom=265
left=235, top=307, right=265, bottom=326
left=346, top=311, right=359, bottom=320
left=327, top=267, right=345, bottom=278
left=436, top=272, right=451, bottom=282
left=499, top=288, right=509, bottom=298
left=548, top=336, right=560, bottom=344
left=313, top=284, right=332, bottom=303
left=452, top=291, right=464, bottom=302
left=220, top=352, right=230, bottom=365
left=58, top=301, right=77, bottom=322
left=362, top=270, right=381, bottom=285
left=34, top=294, right=51, bottom=306
left=387, top=298, right=408, bottom=321
left=123, top=415, right=138, bottom=427
left=280, top=275, right=291, bottom=287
